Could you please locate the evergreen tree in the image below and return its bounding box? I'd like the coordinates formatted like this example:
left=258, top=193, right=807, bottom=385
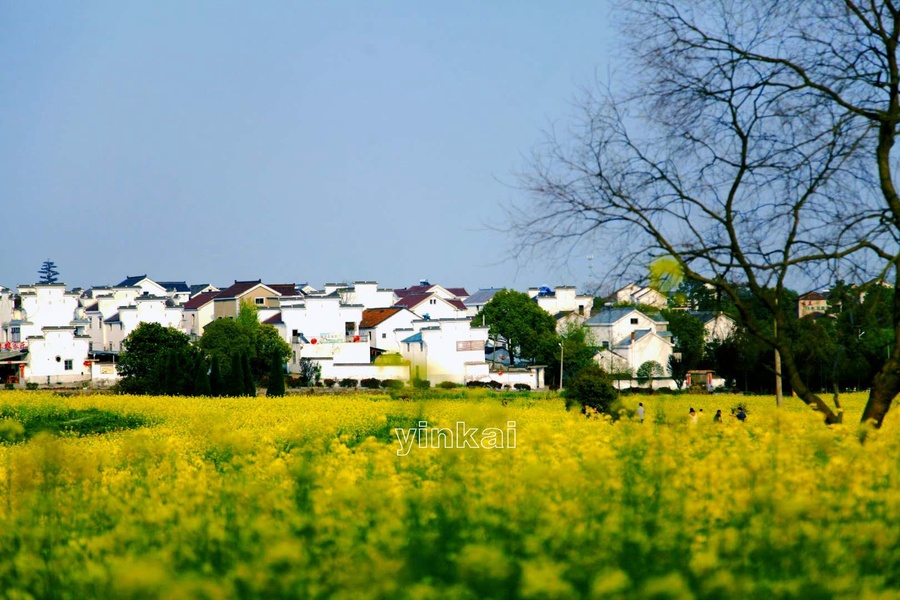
left=194, top=353, right=211, bottom=396
left=37, top=260, right=60, bottom=284
left=163, top=350, right=179, bottom=396
left=209, top=355, right=224, bottom=397
left=241, top=353, right=256, bottom=397
left=228, top=353, right=244, bottom=397
left=266, top=350, right=286, bottom=397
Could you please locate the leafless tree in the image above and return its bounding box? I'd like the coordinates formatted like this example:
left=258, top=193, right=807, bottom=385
left=512, top=1, right=900, bottom=427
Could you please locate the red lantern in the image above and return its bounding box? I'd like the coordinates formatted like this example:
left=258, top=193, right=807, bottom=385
left=498, top=370, right=504, bottom=376
left=310, top=338, right=317, bottom=344
left=353, top=335, right=360, bottom=342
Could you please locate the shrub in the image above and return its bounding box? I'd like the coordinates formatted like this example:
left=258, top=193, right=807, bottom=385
left=514, top=383, right=531, bottom=391
left=466, top=381, right=489, bottom=388
left=381, top=379, right=404, bottom=390
left=360, top=378, right=381, bottom=389
left=563, top=365, right=618, bottom=416
left=4, top=383, right=14, bottom=391
left=339, top=378, right=359, bottom=389
left=487, top=380, right=503, bottom=390
left=323, top=379, right=336, bottom=388
left=412, top=379, right=431, bottom=390
left=26, top=383, right=39, bottom=391
left=437, top=381, right=459, bottom=389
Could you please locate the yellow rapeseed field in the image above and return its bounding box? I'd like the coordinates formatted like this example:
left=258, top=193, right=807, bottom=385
left=0, top=389, right=898, bottom=599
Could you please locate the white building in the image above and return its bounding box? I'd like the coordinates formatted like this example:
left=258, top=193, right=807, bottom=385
left=398, top=318, right=490, bottom=385
left=611, top=283, right=668, bottom=309
left=359, top=307, right=419, bottom=353
left=586, top=307, right=674, bottom=384
left=529, top=285, right=594, bottom=331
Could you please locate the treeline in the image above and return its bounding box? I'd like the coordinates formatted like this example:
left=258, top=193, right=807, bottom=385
left=116, top=302, right=291, bottom=398
left=663, top=280, right=895, bottom=394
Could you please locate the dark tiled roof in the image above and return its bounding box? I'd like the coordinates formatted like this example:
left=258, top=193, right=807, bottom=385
left=117, top=275, right=147, bottom=287
left=401, top=332, right=423, bottom=343
left=394, top=294, right=431, bottom=309
left=586, top=307, right=638, bottom=325
left=104, top=313, right=121, bottom=324
left=270, top=284, right=299, bottom=296
left=264, top=312, right=283, bottom=324
left=446, top=287, right=469, bottom=298
left=360, top=307, right=403, bottom=329
left=216, top=280, right=264, bottom=298
left=800, top=291, right=828, bottom=300
left=183, top=291, right=221, bottom=310
left=83, top=301, right=99, bottom=312
left=189, top=284, right=214, bottom=296
left=464, top=288, right=503, bottom=306
left=448, top=299, right=467, bottom=310
left=158, top=281, right=190, bottom=293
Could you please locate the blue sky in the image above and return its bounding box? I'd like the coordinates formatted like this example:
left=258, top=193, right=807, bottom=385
left=1, top=1, right=618, bottom=293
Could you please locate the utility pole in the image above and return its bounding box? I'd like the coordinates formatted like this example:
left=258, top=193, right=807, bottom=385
left=774, top=296, right=783, bottom=407
left=559, top=342, right=564, bottom=392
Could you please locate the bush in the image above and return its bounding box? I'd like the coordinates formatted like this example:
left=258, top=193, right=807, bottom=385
left=360, top=378, right=381, bottom=389
left=381, top=379, right=404, bottom=390
left=323, top=379, right=336, bottom=388
left=339, top=378, right=359, bottom=389
left=412, top=379, right=431, bottom=390
left=4, top=383, right=13, bottom=391
left=466, top=381, right=489, bottom=388
left=26, top=383, right=39, bottom=390
left=487, top=380, right=503, bottom=390
left=437, top=381, right=459, bottom=389
left=514, top=383, right=531, bottom=391
left=563, top=365, right=618, bottom=416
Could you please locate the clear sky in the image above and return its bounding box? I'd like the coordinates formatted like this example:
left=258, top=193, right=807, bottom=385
left=1, top=1, right=618, bottom=293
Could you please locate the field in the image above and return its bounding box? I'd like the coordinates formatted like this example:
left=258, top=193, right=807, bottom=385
left=0, top=389, right=899, bottom=599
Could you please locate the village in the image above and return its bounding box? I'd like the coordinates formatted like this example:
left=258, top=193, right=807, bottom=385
left=0, top=272, right=749, bottom=391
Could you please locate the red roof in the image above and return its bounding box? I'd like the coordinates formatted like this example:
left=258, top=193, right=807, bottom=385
left=264, top=312, right=283, bottom=324
left=184, top=291, right=221, bottom=310
left=446, top=287, right=469, bottom=298
left=360, top=307, right=403, bottom=328
left=269, top=284, right=298, bottom=296
left=217, top=280, right=264, bottom=298
left=393, top=294, right=432, bottom=309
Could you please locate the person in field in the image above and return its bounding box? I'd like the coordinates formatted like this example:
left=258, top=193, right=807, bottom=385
left=636, top=402, right=645, bottom=422
left=736, top=407, right=747, bottom=422
left=689, top=408, right=697, bottom=425
left=713, top=409, right=722, bottom=423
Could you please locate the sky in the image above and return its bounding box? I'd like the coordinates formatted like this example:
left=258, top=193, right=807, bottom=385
left=0, top=1, right=619, bottom=294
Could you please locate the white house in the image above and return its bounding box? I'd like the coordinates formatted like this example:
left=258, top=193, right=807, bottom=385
left=103, top=295, right=183, bottom=352
left=116, top=275, right=168, bottom=299
left=398, top=318, right=490, bottom=385
left=529, top=285, right=594, bottom=331
left=393, top=293, right=467, bottom=320
left=688, top=311, right=737, bottom=342
left=586, top=307, right=674, bottom=385
left=612, top=283, right=668, bottom=309
left=321, top=281, right=398, bottom=309
left=23, top=326, right=91, bottom=386
left=463, top=288, right=503, bottom=318
left=359, top=307, right=419, bottom=353
left=182, top=291, right=221, bottom=340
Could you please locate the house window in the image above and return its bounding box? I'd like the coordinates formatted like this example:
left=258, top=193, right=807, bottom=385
left=255, top=297, right=265, bottom=305
left=11, top=326, right=20, bottom=342
left=601, top=340, right=609, bottom=348
left=64, top=359, right=73, bottom=371
left=382, top=333, right=387, bottom=339
left=630, top=318, right=638, bottom=324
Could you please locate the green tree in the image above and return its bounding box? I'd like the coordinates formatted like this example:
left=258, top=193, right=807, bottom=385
left=662, top=310, right=706, bottom=389
left=37, top=259, right=60, bottom=284
left=118, top=323, right=191, bottom=395
left=199, top=319, right=255, bottom=377
left=241, top=353, right=256, bottom=397
left=471, top=289, right=558, bottom=364
left=635, top=361, right=665, bottom=393
left=266, top=350, right=286, bottom=397
left=227, top=353, right=244, bottom=397
left=252, top=323, right=291, bottom=383
left=563, top=365, right=618, bottom=416
left=548, top=324, right=598, bottom=389
left=194, top=353, right=211, bottom=396
left=209, top=355, right=224, bottom=397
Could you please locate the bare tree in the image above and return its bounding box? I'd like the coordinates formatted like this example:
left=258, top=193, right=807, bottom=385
left=512, top=1, right=900, bottom=427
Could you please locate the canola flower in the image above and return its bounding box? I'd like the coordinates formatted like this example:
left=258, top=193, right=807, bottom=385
left=0, top=389, right=898, bottom=599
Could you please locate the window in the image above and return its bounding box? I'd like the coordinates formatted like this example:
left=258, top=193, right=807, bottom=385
left=64, top=359, right=73, bottom=371
left=255, top=297, right=265, bottom=305
left=601, top=340, right=609, bottom=349
left=11, top=326, right=20, bottom=342
left=630, top=318, right=639, bottom=325
left=382, top=333, right=387, bottom=339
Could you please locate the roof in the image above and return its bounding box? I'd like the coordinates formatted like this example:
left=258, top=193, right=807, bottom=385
left=446, top=287, right=469, bottom=298
left=216, top=280, right=264, bottom=298
left=264, top=312, right=283, bottom=324
left=401, top=332, right=423, bottom=343
left=183, top=291, right=220, bottom=310
left=586, top=307, right=638, bottom=325
left=104, top=313, right=121, bottom=324
left=687, top=311, right=732, bottom=324
left=116, top=275, right=148, bottom=287
left=269, top=284, right=299, bottom=296
left=157, top=281, right=190, bottom=293
left=394, top=294, right=432, bottom=309
left=360, top=307, right=404, bottom=329
left=190, top=284, right=212, bottom=296
left=800, top=291, right=828, bottom=301
left=464, top=288, right=503, bottom=306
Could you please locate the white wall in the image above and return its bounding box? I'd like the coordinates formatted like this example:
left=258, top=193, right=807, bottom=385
left=24, top=328, right=90, bottom=385
left=400, top=319, right=489, bottom=384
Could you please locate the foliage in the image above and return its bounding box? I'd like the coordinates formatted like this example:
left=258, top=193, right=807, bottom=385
left=547, top=323, right=598, bottom=389
left=252, top=324, right=291, bottom=384
left=514, top=383, right=531, bottom=391
left=661, top=309, right=706, bottom=389
left=412, top=378, right=431, bottom=390
left=227, top=353, right=244, bottom=397
left=209, top=355, right=224, bottom=397
left=0, top=405, right=147, bottom=441
left=437, top=381, right=459, bottom=389
left=470, top=289, right=558, bottom=364
left=266, top=351, right=285, bottom=398
left=360, top=378, right=381, bottom=390
left=323, top=378, right=336, bottom=388
left=37, top=259, right=60, bottom=284
left=381, top=379, right=404, bottom=390
left=339, top=378, right=359, bottom=389
left=563, top=364, right=618, bottom=415
left=199, top=319, right=255, bottom=375
left=241, top=354, right=256, bottom=397
left=118, top=323, right=192, bottom=395
left=635, top=361, right=665, bottom=391
left=297, top=358, right=321, bottom=387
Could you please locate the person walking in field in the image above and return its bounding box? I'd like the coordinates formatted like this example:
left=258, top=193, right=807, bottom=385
left=689, top=407, right=697, bottom=425
left=713, top=409, right=722, bottom=423
left=736, top=407, right=747, bottom=422
left=636, top=402, right=645, bottom=423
